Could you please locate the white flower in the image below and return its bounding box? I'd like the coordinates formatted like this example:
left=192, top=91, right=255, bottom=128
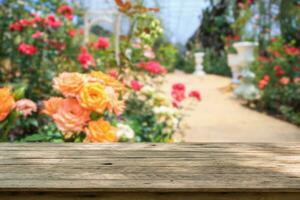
left=141, top=85, right=155, bottom=94
left=116, top=123, right=135, bottom=140
left=125, top=48, right=132, bottom=60
left=153, top=106, right=178, bottom=115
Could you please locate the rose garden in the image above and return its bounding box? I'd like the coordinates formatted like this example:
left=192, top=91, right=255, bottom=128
left=0, top=1, right=300, bottom=199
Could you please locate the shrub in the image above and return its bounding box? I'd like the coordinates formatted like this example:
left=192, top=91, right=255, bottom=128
left=251, top=37, right=300, bottom=125
left=203, top=49, right=231, bottom=76
left=155, top=43, right=178, bottom=72
left=175, top=52, right=195, bottom=74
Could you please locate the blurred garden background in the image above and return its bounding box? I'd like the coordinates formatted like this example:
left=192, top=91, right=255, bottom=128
left=0, top=0, right=299, bottom=143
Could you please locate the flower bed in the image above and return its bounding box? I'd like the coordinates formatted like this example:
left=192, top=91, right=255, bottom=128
left=0, top=0, right=201, bottom=142
left=251, top=37, right=300, bottom=125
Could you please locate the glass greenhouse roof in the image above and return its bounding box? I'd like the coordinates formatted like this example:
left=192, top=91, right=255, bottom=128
left=83, top=0, right=209, bottom=45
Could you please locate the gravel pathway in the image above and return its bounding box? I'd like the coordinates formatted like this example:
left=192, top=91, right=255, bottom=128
left=164, top=71, right=300, bottom=142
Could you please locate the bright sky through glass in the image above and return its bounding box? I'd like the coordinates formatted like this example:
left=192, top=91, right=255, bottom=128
left=84, top=0, right=209, bottom=45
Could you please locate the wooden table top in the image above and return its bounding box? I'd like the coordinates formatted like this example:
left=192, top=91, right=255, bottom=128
left=0, top=143, right=300, bottom=192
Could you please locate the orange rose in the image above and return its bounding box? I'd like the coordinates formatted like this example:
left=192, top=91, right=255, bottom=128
left=84, top=119, right=117, bottom=143
left=78, top=82, right=108, bottom=113
left=53, top=72, right=85, bottom=97
left=52, top=98, right=90, bottom=133
left=89, top=71, right=125, bottom=92
left=42, top=97, right=64, bottom=116
left=0, top=87, right=15, bottom=122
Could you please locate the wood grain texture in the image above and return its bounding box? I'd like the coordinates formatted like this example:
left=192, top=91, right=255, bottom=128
left=0, top=143, right=300, bottom=193
left=1, top=192, right=300, bottom=200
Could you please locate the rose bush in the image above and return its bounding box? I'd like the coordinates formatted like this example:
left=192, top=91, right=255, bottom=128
left=0, top=0, right=201, bottom=143
left=251, top=37, right=300, bottom=125
left=0, top=0, right=84, bottom=100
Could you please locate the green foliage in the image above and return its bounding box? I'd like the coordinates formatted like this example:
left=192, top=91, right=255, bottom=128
left=203, top=49, right=231, bottom=76
left=131, top=13, right=163, bottom=46
left=20, top=122, right=64, bottom=142
left=196, top=0, right=233, bottom=76
left=175, top=52, right=195, bottom=74
left=124, top=93, right=174, bottom=143
left=198, top=0, right=232, bottom=52
left=0, top=110, right=18, bottom=141
left=278, top=0, right=300, bottom=46
left=155, top=43, right=178, bottom=72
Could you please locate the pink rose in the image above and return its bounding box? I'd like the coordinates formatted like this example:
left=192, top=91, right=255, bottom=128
left=32, top=31, right=43, bottom=39
left=279, top=77, right=290, bottom=85
left=130, top=80, right=143, bottom=91
left=18, top=43, right=37, bottom=55
left=15, top=99, right=37, bottom=117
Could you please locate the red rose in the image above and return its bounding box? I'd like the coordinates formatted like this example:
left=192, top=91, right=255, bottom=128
left=130, top=80, right=143, bottom=91
left=258, top=75, right=270, bottom=90
left=32, top=31, right=43, bottom=39
left=108, top=69, right=118, bottom=79
left=18, top=43, right=37, bottom=56
left=171, top=83, right=186, bottom=103
left=189, top=90, right=201, bottom=101
left=263, top=75, right=270, bottom=82
left=68, top=29, right=77, bottom=38
left=9, top=21, right=23, bottom=31
left=57, top=5, right=73, bottom=20
left=48, top=40, right=66, bottom=51
left=45, top=15, right=62, bottom=28
left=172, top=83, right=186, bottom=92
left=258, top=80, right=268, bottom=89
left=172, top=89, right=185, bottom=102
left=285, top=47, right=300, bottom=56
left=77, top=47, right=95, bottom=69
left=274, top=65, right=285, bottom=77
left=138, top=61, right=167, bottom=75
left=19, top=19, right=34, bottom=27
left=96, top=37, right=110, bottom=49
left=31, top=13, right=43, bottom=23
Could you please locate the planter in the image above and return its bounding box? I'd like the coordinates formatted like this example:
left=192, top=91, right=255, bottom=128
left=232, top=42, right=259, bottom=100
left=227, top=54, right=241, bottom=84
left=194, top=52, right=205, bottom=76
left=233, top=41, right=258, bottom=69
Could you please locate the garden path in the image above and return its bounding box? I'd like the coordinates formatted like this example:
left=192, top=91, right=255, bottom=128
left=164, top=71, right=300, bottom=142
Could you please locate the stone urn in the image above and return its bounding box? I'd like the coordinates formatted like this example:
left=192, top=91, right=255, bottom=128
left=232, top=41, right=259, bottom=100
left=194, top=52, right=205, bottom=76
left=233, top=42, right=258, bottom=69
left=227, top=54, right=241, bottom=84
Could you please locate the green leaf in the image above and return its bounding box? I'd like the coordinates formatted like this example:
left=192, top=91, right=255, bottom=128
left=22, top=133, right=49, bottom=142
left=13, top=85, right=27, bottom=100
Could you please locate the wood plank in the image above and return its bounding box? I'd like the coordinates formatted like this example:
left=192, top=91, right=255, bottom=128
left=1, top=192, right=300, bottom=200
left=1, top=143, right=300, bottom=151
left=0, top=143, right=300, bottom=193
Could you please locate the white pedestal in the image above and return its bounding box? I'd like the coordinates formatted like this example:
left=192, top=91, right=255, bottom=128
left=194, top=52, right=205, bottom=76
left=231, top=42, right=259, bottom=100
left=227, top=54, right=241, bottom=84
